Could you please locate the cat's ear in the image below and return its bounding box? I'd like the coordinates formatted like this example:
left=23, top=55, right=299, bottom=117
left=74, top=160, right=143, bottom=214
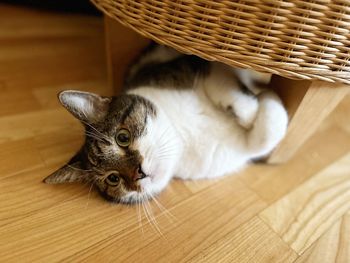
left=58, top=90, right=111, bottom=124
left=43, top=161, right=87, bottom=184
left=43, top=151, right=88, bottom=184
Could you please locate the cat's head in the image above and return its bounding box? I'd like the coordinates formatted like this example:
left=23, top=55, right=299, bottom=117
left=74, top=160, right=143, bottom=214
left=44, top=90, right=182, bottom=203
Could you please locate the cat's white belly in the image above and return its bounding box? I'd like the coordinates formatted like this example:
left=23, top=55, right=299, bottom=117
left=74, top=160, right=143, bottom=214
left=174, top=113, right=249, bottom=180
left=175, top=142, right=248, bottom=180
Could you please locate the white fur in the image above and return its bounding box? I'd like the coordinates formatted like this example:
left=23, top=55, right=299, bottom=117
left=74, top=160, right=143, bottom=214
left=128, top=66, right=288, bottom=195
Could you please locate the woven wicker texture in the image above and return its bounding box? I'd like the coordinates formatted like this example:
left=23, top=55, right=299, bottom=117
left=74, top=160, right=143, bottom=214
left=92, top=0, right=350, bottom=84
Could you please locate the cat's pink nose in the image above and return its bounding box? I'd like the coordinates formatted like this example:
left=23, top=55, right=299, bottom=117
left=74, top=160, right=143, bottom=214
left=133, top=166, right=147, bottom=181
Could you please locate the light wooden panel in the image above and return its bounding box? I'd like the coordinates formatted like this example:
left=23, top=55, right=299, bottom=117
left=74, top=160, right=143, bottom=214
left=104, top=16, right=150, bottom=92
left=0, top=139, right=43, bottom=176
left=240, top=123, right=350, bottom=204
left=1, top=169, right=159, bottom=262
left=260, top=152, right=350, bottom=254
left=295, top=212, right=350, bottom=263
left=188, top=217, right=298, bottom=263
left=66, top=179, right=266, bottom=262
left=269, top=77, right=349, bottom=163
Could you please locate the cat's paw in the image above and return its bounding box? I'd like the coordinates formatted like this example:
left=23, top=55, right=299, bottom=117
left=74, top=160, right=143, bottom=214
left=257, top=90, right=288, bottom=135
left=257, top=90, right=284, bottom=108
left=225, top=93, right=259, bottom=129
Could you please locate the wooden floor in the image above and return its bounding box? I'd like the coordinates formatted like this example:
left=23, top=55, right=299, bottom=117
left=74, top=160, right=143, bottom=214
left=1, top=4, right=350, bottom=263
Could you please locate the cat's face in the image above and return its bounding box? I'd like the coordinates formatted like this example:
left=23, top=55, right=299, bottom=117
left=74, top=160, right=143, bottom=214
left=44, top=90, right=181, bottom=203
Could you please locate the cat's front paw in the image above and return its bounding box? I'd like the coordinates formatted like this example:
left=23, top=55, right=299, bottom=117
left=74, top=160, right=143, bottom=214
left=257, top=90, right=284, bottom=108
left=227, top=94, right=259, bottom=129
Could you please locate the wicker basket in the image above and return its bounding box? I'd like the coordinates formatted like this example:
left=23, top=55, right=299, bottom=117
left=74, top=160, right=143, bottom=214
left=92, top=0, right=350, bottom=84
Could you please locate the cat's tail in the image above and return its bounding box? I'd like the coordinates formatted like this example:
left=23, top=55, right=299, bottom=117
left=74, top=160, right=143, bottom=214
left=245, top=90, right=288, bottom=158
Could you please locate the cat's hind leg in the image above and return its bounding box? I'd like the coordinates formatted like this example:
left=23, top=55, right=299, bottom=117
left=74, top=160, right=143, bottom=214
left=245, top=91, right=288, bottom=158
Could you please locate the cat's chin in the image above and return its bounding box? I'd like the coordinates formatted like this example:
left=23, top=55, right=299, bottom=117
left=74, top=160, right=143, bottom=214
left=97, top=176, right=167, bottom=204
left=120, top=176, right=171, bottom=204
left=98, top=190, right=152, bottom=204
left=120, top=192, right=153, bottom=204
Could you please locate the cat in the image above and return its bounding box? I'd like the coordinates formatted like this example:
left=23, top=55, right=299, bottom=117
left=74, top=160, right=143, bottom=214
left=44, top=44, right=288, bottom=204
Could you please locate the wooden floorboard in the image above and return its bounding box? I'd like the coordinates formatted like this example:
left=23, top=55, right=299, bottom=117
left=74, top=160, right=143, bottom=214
left=295, top=211, right=350, bottom=263
left=260, top=152, right=350, bottom=254
left=0, top=4, right=349, bottom=262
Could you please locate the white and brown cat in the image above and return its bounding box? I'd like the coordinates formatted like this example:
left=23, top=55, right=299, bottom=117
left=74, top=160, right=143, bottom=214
left=44, top=44, right=288, bottom=204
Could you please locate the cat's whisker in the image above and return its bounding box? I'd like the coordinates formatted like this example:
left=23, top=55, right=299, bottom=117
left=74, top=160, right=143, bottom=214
left=155, top=126, right=178, bottom=151
left=157, top=134, right=173, bottom=150
left=149, top=194, right=177, bottom=224
left=84, top=129, right=102, bottom=138
left=157, top=136, right=179, bottom=150
left=156, top=145, right=179, bottom=157
left=81, top=177, right=95, bottom=188
left=144, top=198, right=164, bottom=238
left=81, top=120, right=110, bottom=142
left=91, top=168, right=104, bottom=177
left=157, top=125, right=172, bottom=143
left=156, top=150, right=178, bottom=158
left=141, top=194, right=160, bottom=236
left=85, top=179, right=96, bottom=209
left=85, top=131, right=105, bottom=142
left=148, top=152, right=158, bottom=179
left=84, top=128, right=103, bottom=137
left=156, top=156, right=177, bottom=162
left=156, top=145, right=178, bottom=154
left=156, top=149, right=178, bottom=160
left=142, top=127, right=178, bottom=174
left=85, top=130, right=107, bottom=142
left=157, top=134, right=177, bottom=150
left=141, top=197, right=153, bottom=229
left=156, top=155, right=176, bottom=161
left=66, top=164, right=92, bottom=172
left=137, top=195, right=144, bottom=236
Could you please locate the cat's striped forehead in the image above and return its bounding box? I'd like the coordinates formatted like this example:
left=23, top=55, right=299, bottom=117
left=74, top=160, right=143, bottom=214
left=105, top=94, right=157, bottom=139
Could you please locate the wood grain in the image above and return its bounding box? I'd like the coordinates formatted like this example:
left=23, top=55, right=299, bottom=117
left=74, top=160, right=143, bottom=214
left=187, top=217, right=298, bottom=263
left=66, top=179, right=266, bottom=262
left=260, top=152, right=350, bottom=254
left=268, top=77, right=349, bottom=164
left=0, top=4, right=350, bottom=263
left=240, top=124, right=350, bottom=204
left=295, top=212, right=350, bottom=263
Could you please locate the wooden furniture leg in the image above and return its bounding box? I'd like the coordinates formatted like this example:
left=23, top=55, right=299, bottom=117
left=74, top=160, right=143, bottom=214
left=268, top=75, right=349, bottom=164
left=104, top=16, right=150, bottom=92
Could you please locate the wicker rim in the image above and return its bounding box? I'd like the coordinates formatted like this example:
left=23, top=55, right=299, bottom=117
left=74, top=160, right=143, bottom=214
left=92, top=0, right=350, bottom=84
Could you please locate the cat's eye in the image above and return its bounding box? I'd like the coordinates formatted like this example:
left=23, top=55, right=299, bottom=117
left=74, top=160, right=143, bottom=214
left=105, top=172, right=120, bottom=186
left=116, top=129, right=131, bottom=147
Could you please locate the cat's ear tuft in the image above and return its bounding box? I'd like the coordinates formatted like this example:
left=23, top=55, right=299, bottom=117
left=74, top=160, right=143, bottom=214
left=43, top=162, right=86, bottom=184
left=58, top=90, right=111, bottom=124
